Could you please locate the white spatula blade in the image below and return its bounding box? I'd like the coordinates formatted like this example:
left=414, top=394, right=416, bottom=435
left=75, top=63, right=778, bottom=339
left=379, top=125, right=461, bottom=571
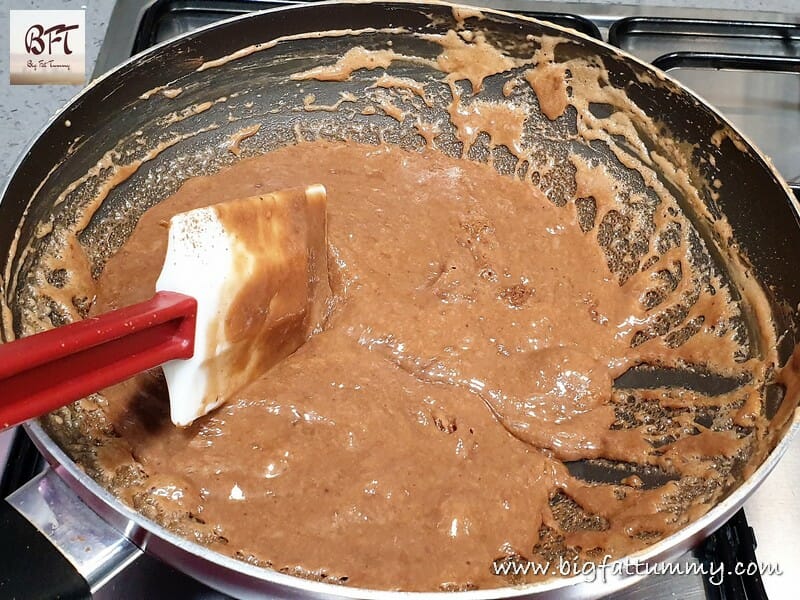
left=155, top=185, right=328, bottom=426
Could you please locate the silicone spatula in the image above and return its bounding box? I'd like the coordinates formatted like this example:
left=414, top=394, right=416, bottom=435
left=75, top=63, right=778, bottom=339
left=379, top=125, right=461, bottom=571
left=0, top=184, right=329, bottom=429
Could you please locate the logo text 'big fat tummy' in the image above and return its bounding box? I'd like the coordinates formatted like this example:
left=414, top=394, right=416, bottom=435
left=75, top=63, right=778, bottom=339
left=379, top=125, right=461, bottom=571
left=10, top=10, right=85, bottom=85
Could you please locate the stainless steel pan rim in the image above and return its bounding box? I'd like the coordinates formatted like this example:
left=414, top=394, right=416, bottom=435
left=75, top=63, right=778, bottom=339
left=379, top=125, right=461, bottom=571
left=4, top=1, right=800, bottom=597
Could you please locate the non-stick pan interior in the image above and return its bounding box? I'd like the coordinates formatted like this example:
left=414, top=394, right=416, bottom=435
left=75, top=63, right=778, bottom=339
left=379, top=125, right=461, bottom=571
left=2, top=1, right=799, bottom=594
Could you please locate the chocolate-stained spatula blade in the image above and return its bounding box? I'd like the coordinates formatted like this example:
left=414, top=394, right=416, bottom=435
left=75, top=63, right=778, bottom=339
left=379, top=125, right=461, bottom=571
left=157, top=184, right=330, bottom=426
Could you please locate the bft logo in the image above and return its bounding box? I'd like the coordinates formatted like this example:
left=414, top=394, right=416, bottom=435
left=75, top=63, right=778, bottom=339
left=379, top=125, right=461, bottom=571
left=25, top=23, right=80, bottom=56
left=10, top=10, right=86, bottom=85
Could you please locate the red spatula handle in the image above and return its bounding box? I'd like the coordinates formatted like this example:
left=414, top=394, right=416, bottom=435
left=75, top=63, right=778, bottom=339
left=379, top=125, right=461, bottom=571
left=0, top=291, right=197, bottom=430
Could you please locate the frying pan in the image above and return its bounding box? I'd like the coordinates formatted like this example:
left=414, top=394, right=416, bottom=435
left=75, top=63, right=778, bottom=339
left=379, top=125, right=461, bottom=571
left=1, top=1, right=799, bottom=598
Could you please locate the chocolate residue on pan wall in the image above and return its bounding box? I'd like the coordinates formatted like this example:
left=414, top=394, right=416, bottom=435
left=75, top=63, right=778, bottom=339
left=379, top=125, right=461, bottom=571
left=4, top=3, right=799, bottom=594
left=139, top=85, right=184, bottom=100
left=197, top=27, right=411, bottom=72
left=226, top=123, right=261, bottom=156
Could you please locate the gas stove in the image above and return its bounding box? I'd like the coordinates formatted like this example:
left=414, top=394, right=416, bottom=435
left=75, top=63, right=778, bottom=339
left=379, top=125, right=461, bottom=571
left=2, top=1, right=798, bottom=598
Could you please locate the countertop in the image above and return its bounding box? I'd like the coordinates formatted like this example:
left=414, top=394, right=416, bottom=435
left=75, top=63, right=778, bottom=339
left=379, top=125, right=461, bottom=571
left=1, top=0, right=114, bottom=186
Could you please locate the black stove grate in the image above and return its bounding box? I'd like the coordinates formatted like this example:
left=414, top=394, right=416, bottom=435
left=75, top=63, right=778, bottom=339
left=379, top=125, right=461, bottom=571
left=697, top=509, right=769, bottom=600
left=609, top=17, right=800, bottom=50
left=609, top=16, right=800, bottom=199
left=0, top=428, right=45, bottom=499
left=131, top=0, right=602, bottom=53
left=645, top=49, right=800, bottom=201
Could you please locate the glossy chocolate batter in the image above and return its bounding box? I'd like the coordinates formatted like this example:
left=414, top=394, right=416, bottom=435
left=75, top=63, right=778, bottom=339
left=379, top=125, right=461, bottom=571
left=78, top=139, right=761, bottom=591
